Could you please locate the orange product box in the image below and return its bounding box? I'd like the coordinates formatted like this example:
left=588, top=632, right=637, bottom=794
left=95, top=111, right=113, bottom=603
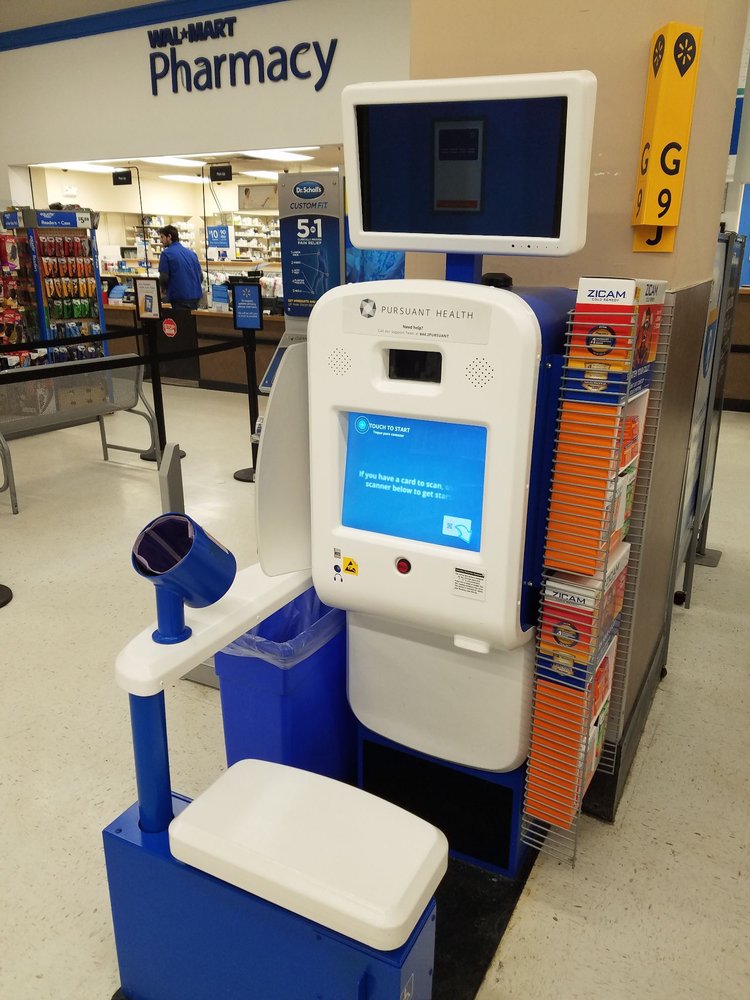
left=539, top=543, right=630, bottom=668
left=525, top=679, right=587, bottom=830
left=545, top=449, right=639, bottom=576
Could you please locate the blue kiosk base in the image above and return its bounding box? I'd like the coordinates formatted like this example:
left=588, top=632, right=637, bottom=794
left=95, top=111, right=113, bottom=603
left=103, top=794, right=437, bottom=1000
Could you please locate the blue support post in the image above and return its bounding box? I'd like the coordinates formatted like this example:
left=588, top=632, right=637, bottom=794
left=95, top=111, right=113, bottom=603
left=129, top=691, right=174, bottom=833
left=445, top=252, right=483, bottom=284
left=153, top=587, right=192, bottom=644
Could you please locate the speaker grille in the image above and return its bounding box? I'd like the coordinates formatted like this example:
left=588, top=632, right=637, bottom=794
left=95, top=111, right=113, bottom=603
left=328, top=348, right=352, bottom=376
left=465, top=357, right=495, bottom=388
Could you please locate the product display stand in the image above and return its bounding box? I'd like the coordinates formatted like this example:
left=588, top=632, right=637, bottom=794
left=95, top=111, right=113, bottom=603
left=521, top=278, right=672, bottom=864
left=0, top=585, right=12, bottom=608
left=2, top=208, right=107, bottom=366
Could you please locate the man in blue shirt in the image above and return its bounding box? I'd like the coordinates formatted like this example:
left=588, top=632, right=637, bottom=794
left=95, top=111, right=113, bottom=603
left=157, top=225, right=203, bottom=310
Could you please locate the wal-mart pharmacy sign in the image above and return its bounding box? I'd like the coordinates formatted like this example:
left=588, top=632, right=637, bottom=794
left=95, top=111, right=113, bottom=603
left=148, top=16, right=338, bottom=96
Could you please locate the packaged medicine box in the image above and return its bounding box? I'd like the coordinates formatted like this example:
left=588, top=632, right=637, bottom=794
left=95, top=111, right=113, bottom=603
left=565, top=277, right=667, bottom=403
left=539, top=542, right=630, bottom=669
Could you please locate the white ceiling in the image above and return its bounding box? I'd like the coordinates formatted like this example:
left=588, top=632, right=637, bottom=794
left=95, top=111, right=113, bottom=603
left=36, top=144, right=345, bottom=182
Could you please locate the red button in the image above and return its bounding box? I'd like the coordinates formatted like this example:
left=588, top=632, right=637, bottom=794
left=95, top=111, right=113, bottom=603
left=396, top=558, right=411, bottom=575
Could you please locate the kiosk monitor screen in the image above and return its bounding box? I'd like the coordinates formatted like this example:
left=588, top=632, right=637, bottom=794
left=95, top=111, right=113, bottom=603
left=357, top=97, right=566, bottom=239
left=342, top=411, right=487, bottom=551
left=342, top=72, right=597, bottom=256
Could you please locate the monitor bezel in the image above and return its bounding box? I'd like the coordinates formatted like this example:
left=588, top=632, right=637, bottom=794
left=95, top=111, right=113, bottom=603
left=341, top=71, right=597, bottom=257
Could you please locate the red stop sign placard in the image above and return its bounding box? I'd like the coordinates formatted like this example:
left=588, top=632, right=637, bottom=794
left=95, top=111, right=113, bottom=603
left=162, top=318, right=177, bottom=338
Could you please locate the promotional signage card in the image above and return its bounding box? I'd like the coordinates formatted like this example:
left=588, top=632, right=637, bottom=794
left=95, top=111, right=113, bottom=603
left=134, top=277, right=162, bottom=321
left=232, top=282, right=263, bottom=331
left=278, top=172, right=343, bottom=317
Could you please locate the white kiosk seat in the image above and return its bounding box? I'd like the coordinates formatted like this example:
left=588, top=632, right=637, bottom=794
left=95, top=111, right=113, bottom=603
left=169, top=758, right=449, bottom=952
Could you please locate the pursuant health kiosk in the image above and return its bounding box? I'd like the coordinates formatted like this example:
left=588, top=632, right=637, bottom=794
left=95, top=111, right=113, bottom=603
left=104, top=70, right=596, bottom=1000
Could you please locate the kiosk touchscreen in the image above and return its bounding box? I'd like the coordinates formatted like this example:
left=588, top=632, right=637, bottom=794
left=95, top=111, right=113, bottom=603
left=308, top=280, right=544, bottom=653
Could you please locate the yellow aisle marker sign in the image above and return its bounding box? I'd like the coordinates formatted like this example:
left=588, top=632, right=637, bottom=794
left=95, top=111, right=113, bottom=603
left=632, top=224, right=677, bottom=253
left=343, top=557, right=359, bottom=575
left=632, top=22, right=702, bottom=252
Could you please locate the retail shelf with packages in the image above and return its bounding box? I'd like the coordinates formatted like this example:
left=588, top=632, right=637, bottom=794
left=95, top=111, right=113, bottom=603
left=1, top=209, right=108, bottom=367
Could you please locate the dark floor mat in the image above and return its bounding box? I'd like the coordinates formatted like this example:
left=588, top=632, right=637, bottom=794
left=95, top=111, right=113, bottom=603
left=432, top=852, right=537, bottom=1000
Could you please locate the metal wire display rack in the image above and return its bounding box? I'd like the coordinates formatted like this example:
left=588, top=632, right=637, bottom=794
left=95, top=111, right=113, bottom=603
left=521, top=297, right=674, bottom=865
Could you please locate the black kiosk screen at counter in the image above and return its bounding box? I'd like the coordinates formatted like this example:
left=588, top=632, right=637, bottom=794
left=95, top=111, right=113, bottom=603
left=388, top=349, right=442, bottom=383
left=356, top=96, right=567, bottom=238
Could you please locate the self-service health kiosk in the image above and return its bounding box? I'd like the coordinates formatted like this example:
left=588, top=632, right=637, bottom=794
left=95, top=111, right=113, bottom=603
left=104, top=70, right=596, bottom=1000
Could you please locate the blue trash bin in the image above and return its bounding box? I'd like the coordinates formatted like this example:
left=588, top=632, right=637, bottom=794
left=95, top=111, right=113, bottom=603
left=215, top=588, right=356, bottom=783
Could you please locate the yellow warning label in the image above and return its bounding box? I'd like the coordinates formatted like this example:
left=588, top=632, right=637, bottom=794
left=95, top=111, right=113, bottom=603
left=343, top=557, right=358, bottom=575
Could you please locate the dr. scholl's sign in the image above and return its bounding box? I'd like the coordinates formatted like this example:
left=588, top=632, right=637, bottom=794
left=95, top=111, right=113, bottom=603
left=279, top=173, right=342, bottom=318
left=148, top=15, right=338, bottom=96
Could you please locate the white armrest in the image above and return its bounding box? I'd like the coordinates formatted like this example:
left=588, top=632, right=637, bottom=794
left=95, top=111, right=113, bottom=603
left=116, top=563, right=312, bottom=696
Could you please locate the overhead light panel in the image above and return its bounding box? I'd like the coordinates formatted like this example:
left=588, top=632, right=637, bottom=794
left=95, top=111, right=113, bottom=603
left=141, top=156, right=206, bottom=168
left=240, top=170, right=279, bottom=180
left=159, top=174, right=209, bottom=184
left=242, top=148, right=314, bottom=162
left=33, top=161, right=117, bottom=174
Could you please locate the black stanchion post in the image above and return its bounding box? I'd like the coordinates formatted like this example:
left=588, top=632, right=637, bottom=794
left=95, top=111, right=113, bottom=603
left=231, top=281, right=263, bottom=484
left=233, top=329, right=260, bottom=483
left=140, top=317, right=168, bottom=463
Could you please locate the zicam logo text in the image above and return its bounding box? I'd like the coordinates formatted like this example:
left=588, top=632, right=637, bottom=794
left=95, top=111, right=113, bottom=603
left=293, top=181, right=324, bottom=199
left=586, top=289, right=627, bottom=300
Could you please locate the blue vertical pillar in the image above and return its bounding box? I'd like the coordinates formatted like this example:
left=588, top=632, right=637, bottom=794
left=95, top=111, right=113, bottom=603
left=445, top=252, right=483, bottom=285
left=129, top=691, right=173, bottom=833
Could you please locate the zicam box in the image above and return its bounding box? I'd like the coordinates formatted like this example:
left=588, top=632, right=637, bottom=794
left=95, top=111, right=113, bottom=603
left=565, top=277, right=667, bottom=404
left=539, top=541, right=630, bottom=671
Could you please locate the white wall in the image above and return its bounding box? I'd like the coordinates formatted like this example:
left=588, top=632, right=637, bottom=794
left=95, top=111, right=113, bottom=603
left=0, top=0, right=410, bottom=168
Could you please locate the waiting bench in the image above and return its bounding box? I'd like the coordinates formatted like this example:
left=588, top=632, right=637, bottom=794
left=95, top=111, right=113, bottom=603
left=0, top=355, right=160, bottom=515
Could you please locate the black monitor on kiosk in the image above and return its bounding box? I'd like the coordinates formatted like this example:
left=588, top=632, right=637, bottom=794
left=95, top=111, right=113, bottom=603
left=342, top=72, right=596, bottom=257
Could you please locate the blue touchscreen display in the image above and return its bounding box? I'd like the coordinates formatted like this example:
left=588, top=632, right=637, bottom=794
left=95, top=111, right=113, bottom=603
left=342, top=412, right=487, bottom=551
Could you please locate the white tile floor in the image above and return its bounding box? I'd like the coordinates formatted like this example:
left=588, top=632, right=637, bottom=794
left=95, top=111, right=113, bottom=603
left=0, top=385, right=747, bottom=1000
